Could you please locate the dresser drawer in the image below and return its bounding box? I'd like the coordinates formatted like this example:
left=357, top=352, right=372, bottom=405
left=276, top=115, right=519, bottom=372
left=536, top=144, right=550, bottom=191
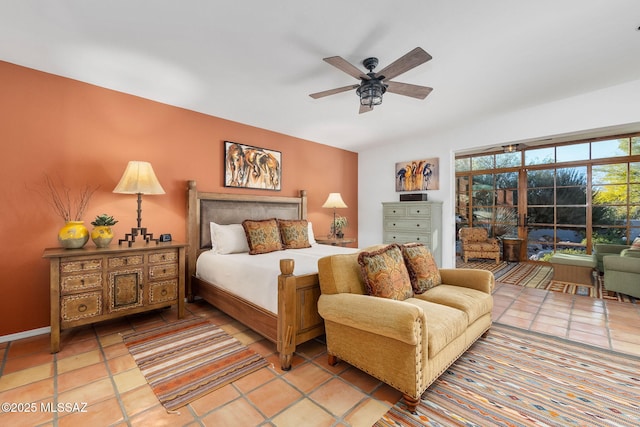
left=61, top=258, right=102, bottom=273
left=383, top=205, right=408, bottom=217
left=149, top=279, right=178, bottom=304
left=61, top=273, right=102, bottom=293
left=383, top=232, right=431, bottom=245
left=148, top=263, right=178, bottom=280
left=61, top=292, right=102, bottom=322
left=149, top=250, right=178, bottom=264
left=108, top=254, right=144, bottom=268
left=384, top=219, right=431, bottom=231
left=406, top=205, right=431, bottom=217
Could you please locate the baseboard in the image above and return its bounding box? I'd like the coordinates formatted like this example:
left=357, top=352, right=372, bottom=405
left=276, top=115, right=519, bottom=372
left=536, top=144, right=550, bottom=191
left=0, top=327, right=51, bottom=344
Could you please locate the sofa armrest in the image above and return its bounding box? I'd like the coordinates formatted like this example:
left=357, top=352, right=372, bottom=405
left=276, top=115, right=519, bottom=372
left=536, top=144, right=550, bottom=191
left=595, top=244, right=630, bottom=256
left=318, top=293, right=424, bottom=346
left=439, top=268, right=494, bottom=294
left=604, top=255, right=640, bottom=274
left=620, top=249, right=640, bottom=258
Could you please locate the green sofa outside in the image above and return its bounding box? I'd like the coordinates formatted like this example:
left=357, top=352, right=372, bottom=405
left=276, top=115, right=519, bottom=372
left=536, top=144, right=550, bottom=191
left=594, top=243, right=630, bottom=273
left=603, top=249, right=640, bottom=299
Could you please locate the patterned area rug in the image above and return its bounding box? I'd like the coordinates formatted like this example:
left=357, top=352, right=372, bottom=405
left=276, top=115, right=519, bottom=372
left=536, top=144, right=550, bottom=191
left=122, top=317, right=269, bottom=411
left=457, top=258, right=638, bottom=303
left=375, top=324, right=640, bottom=427
left=547, top=275, right=639, bottom=304
left=456, top=259, right=552, bottom=288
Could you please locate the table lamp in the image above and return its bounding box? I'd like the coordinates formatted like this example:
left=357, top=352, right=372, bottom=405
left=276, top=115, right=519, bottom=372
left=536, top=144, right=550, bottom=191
left=322, top=192, right=347, bottom=238
left=113, top=161, right=165, bottom=246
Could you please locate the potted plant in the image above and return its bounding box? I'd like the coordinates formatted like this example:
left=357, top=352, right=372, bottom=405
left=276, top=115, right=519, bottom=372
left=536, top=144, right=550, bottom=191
left=331, top=215, right=348, bottom=239
left=90, top=214, right=118, bottom=248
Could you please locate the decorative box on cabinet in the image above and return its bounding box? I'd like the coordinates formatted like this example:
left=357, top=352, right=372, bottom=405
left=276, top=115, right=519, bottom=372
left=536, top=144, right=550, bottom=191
left=382, top=201, right=443, bottom=265
left=43, top=242, right=186, bottom=353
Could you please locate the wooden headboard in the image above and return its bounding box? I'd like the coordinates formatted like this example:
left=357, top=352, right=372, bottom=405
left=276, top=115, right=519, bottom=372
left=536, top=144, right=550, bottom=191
left=186, top=180, right=308, bottom=285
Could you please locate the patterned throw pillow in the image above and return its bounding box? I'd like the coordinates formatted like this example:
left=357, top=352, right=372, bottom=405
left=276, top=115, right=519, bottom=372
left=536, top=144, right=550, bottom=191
left=242, top=218, right=283, bottom=255
left=401, top=243, right=442, bottom=293
left=357, top=244, right=413, bottom=301
left=630, top=237, right=640, bottom=251
left=278, top=219, right=311, bottom=249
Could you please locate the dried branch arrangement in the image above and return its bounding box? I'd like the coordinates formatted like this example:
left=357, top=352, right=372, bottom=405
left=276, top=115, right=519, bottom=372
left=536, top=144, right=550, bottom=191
left=41, top=174, right=99, bottom=222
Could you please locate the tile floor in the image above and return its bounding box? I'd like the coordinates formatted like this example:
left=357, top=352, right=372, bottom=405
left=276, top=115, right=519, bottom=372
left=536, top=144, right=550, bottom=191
left=1, top=282, right=639, bottom=427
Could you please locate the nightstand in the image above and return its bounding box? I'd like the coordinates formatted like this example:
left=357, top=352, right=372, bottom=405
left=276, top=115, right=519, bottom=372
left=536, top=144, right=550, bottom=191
left=315, top=237, right=356, bottom=247
left=43, top=241, right=186, bottom=353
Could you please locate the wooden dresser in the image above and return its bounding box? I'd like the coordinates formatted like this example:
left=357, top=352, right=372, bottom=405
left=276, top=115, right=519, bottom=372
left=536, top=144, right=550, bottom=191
left=382, top=201, right=443, bottom=265
left=43, top=242, right=186, bottom=352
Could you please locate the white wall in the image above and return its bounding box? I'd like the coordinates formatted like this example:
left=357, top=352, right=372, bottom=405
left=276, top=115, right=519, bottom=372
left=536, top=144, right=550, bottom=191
left=358, top=79, right=640, bottom=268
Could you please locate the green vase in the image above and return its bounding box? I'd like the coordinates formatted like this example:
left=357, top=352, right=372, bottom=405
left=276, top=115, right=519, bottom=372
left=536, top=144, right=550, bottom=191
left=58, top=221, right=89, bottom=249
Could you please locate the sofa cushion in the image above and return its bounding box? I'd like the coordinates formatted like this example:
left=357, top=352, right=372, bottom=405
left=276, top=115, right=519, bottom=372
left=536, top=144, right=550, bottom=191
left=406, top=298, right=467, bottom=358
left=629, top=237, right=640, bottom=251
left=358, top=244, right=413, bottom=301
left=417, top=285, right=493, bottom=325
left=621, top=248, right=640, bottom=258
left=242, top=218, right=283, bottom=255
left=277, top=219, right=311, bottom=249
left=401, top=243, right=442, bottom=294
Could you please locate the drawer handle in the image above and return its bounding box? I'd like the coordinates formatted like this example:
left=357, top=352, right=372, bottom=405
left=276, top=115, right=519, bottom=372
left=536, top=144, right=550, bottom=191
left=161, top=289, right=168, bottom=296
left=417, top=210, right=420, bottom=213
left=80, top=279, right=85, bottom=285
left=78, top=304, right=87, bottom=312
left=163, top=269, right=166, bottom=274
left=416, top=237, right=421, bottom=241
left=161, top=255, right=166, bottom=260
left=80, top=263, right=85, bottom=269
left=393, top=223, right=396, bottom=226
left=416, top=224, right=420, bottom=227
left=124, top=258, right=128, bottom=265
left=393, top=210, right=396, bottom=213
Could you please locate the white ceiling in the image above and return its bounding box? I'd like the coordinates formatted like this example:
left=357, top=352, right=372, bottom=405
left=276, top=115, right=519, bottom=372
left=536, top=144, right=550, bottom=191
left=2, top=1, right=640, bottom=152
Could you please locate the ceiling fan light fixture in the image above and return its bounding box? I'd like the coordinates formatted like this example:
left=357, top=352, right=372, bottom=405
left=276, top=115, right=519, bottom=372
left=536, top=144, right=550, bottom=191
left=356, top=80, right=386, bottom=107
left=503, top=144, right=519, bottom=153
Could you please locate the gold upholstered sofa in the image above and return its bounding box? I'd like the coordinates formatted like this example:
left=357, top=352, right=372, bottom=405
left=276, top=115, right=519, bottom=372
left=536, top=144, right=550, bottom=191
left=317, top=243, right=494, bottom=412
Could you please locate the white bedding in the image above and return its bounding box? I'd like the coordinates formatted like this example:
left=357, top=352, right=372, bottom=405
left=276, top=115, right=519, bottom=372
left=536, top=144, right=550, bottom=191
left=196, top=244, right=357, bottom=314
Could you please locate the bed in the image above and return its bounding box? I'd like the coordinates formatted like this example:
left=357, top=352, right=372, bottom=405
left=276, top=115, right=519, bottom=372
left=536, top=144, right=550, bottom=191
left=186, top=180, right=355, bottom=370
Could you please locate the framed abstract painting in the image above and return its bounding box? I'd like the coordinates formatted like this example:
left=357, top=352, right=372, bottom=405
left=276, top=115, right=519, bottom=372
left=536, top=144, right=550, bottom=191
left=395, top=157, right=439, bottom=191
left=224, top=141, right=281, bottom=190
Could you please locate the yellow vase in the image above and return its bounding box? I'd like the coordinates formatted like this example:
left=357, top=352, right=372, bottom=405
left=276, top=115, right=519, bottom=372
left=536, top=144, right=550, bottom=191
left=91, top=226, right=114, bottom=248
left=58, top=221, right=89, bottom=249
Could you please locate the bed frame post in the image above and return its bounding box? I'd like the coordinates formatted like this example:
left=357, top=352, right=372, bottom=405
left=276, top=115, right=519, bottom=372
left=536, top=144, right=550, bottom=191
left=186, top=180, right=199, bottom=302
left=277, top=258, right=296, bottom=370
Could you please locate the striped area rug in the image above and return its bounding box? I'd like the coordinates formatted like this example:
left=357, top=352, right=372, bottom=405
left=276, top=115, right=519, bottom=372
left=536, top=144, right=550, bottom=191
left=456, top=259, right=553, bottom=288
left=375, top=324, right=640, bottom=427
left=122, top=317, right=269, bottom=411
left=495, top=262, right=553, bottom=287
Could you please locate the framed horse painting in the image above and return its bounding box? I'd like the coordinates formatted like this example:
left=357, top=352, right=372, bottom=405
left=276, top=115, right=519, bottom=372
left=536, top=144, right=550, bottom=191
left=224, top=141, right=282, bottom=190
left=395, top=157, right=439, bottom=191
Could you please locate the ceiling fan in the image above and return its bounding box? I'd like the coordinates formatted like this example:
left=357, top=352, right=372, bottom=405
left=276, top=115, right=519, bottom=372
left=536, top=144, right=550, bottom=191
left=309, top=47, right=433, bottom=114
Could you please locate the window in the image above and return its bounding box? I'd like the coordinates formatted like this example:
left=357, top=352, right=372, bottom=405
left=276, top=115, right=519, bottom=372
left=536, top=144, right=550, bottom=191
left=455, top=135, right=640, bottom=259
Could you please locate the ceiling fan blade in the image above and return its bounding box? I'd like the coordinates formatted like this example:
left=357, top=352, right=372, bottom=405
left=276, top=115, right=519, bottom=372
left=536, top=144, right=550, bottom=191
left=376, top=47, right=432, bottom=81
left=359, top=104, right=373, bottom=114
left=386, top=81, right=433, bottom=99
left=324, top=56, right=370, bottom=80
left=309, top=84, right=360, bottom=99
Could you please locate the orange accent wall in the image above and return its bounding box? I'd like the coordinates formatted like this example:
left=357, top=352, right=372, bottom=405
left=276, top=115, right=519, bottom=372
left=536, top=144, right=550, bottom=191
left=0, top=61, right=358, bottom=337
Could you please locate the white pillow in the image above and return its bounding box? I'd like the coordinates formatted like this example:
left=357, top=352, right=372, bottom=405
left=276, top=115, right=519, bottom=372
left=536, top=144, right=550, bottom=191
left=308, top=221, right=316, bottom=245
left=209, top=222, right=249, bottom=254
